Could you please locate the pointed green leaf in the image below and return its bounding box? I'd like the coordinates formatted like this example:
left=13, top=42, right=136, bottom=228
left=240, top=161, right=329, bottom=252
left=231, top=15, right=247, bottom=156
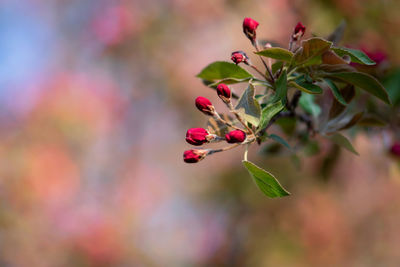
left=235, top=84, right=261, bottom=126
left=357, top=116, right=386, bottom=127
left=255, top=47, right=294, bottom=61
left=324, top=79, right=347, bottom=105
left=325, top=72, right=390, bottom=104
left=271, top=69, right=288, bottom=103
left=197, top=61, right=253, bottom=81
left=384, top=68, right=400, bottom=106
left=272, top=61, right=284, bottom=74
left=328, top=84, right=355, bottom=119
left=293, top=37, right=332, bottom=65
left=299, top=93, right=321, bottom=118
left=337, top=112, right=363, bottom=131
left=257, top=101, right=284, bottom=132
left=321, top=50, right=349, bottom=65
left=332, top=47, right=376, bottom=65
left=242, top=160, right=290, bottom=198
left=317, top=64, right=356, bottom=73
left=289, top=81, right=323, bottom=94
left=328, top=133, right=359, bottom=155
left=269, top=134, right=291, bottom=150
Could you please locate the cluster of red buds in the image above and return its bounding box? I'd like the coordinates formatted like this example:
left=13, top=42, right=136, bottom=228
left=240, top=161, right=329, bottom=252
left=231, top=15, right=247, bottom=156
left=183, top=84, right=250, bottom=163
left=183, top=18, right=307, bottom=163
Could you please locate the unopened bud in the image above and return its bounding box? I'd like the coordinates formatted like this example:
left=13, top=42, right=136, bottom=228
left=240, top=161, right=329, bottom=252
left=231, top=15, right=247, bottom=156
left=183, top=149, right=208, bottom=163
left=186, top=128, right=216, bottom=146
left=292, top=22, right=306, bottom=41
left=216, top=83, right=231, bottom=103
left=243, top=17, right=259, bottom=44
left=225, top=129, right=246, bottom=143
left=231, top=51, right=249, bottom=65
left=195, top=96, right=215, bottom=116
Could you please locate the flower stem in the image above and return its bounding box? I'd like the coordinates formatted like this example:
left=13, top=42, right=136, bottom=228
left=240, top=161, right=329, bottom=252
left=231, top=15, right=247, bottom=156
left=214, top=112, right=243, bottom=131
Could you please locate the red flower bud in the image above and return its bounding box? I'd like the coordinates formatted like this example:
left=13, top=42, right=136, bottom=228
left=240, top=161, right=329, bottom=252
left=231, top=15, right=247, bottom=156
left=243, top=17, right=259, bottom=43
left=195, top=96, right=215, bottom=116
left=186, top=128, right=214, bottom=146
left=390, top=142, right=400, bottom=157
left=225, top=130, right=246, bottom=143
left=183, top=149, right=208, bottom=163
left=293, top=22, right=306, bottom=41
left=216, top=83, right=231, bottom=103
left=231, top=51, right=249, bottom=65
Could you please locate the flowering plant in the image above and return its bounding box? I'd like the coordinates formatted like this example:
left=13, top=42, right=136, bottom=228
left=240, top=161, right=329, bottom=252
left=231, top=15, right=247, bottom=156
left=183, top=18, right=390, bottom=198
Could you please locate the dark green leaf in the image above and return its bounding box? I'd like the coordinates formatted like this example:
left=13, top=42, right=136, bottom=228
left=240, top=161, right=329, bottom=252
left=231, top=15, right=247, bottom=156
left=235, top=84, right=261, bottom=126
left=258, top=101, right=284, bottom=131
left=242, top=160, right=290, bottom=198
left=289, top=81, right=323, bottom=94
left=337, top=112, right=363, bottom=131
left=332, top=47, right=376, bottom=65
left=255, top=47, right=294, bottom=61
left=324, top=79, right=347, bottom=105
left=328, top=133, right=359, bottom=155
left=357, top=116, right=386, bottom=127
left=293, top=37, right=332, bottom=65
left=328, top=84, right=355, bottom=119
left=317, top=64, right=356, bottom=73
left=325, top=72, right=390, bottom=104
left=272, top=61, right=284, bottom=74
left=269, top=134, right=291, bottom=150
left=197, top=61, right=253, bottom=81
left=384, top=68, right=400, bottom=106
left=271, top=69, right=288, bottom=103
left=299, top=93, right=321, bottom=118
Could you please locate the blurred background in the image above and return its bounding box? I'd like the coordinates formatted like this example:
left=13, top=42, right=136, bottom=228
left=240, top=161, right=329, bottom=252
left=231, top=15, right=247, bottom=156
left=0, top=0, right=399, bottom=266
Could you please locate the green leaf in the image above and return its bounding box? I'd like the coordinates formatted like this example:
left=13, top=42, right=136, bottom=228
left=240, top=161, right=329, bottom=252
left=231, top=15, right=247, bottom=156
left=328, top=84, right=355, bottom=119
left=299, top=93, right=321, bottom=118
left=325, top=72, right=390, bottom=104
left=325, top=112, right=364, bottom=133
left=317, top=64, right=356, bottom=73
left=357, top=116, right=386, bottom=127
left=328, top=133, right=359, bottom=155
left=197, top=61, right=253, bottom=81
left=293, top=37, right=332, bottom=65
left=272, top=61, right=284, bottom=74
left=321, top=50, right=349, bottom=65
left=384, top=68, right=400, bottom=106
left=257, top=101, right=284, bottom=131
left=337, top=112, right=363, bottom=131
left=235, top=84, right=261, bottom=126
left=324, top=79, right=347, bottom=105
left=289, top=81, right=323, bottom=94
left=208, top=77, right=252, bottom=86
left=242, top=160, right=290, bottom=198
left=255, top=47, right=294, bottom=61
left=269, top=134, right=291, bottom=150
left=332, top=47, right=376, bottom=65
left=271, top=69, right=288, bottom=103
